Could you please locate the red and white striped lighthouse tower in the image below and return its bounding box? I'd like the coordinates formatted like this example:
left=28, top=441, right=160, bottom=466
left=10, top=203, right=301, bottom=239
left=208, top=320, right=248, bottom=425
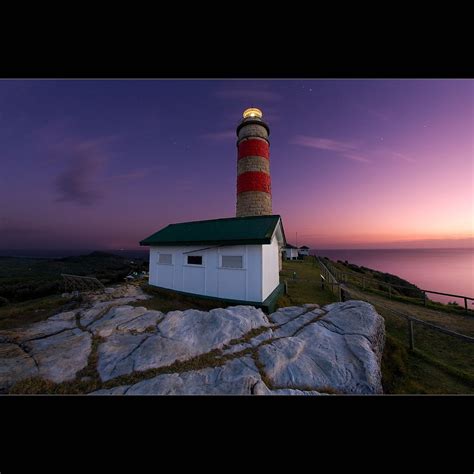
left=236, top=107, right=272, bottom=217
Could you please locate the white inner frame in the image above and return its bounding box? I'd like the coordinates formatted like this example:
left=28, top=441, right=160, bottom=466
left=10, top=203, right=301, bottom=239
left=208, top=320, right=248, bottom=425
left=220, top=255, right=244, bottom=270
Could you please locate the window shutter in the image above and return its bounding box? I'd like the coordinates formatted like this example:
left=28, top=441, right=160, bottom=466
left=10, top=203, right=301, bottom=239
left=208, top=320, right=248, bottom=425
left=158, top=254, right=172, bottom=264
left=222, top=256, right=243, bottom=268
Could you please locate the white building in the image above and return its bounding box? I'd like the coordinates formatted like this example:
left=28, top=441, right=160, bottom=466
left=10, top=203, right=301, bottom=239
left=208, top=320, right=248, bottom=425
left=298, top=246, right=310, bottom=256
left=283, top=244, right=299, bottom=260
left=140, top=215, right=286, bottom=306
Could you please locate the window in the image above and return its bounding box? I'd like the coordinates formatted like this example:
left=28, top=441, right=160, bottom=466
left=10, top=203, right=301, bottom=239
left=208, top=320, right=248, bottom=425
left=187, top=255, right=203, bottom=265
left=158, top=253, right=172, bottom=265
left=221, top=255, right=243, bottom=269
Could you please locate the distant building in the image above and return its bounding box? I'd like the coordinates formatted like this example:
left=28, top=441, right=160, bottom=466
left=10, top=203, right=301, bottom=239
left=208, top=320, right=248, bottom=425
left=299, top=245, right=310, bottom=257
left=283, top=244, right=299, bottom=260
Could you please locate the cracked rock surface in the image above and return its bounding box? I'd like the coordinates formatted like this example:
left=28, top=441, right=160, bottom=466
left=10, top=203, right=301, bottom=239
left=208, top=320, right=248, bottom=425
left=258, top=301, right=385, bottom=394
left=97, top=305, right=271, bottom=381
left=0, top=284, right=385, bottom=395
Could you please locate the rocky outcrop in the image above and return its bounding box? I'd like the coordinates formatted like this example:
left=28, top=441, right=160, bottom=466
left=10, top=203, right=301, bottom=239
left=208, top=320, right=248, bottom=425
left=0, top=284, right=385, bottom=395
left=25, top=329, right=92, bottom=383
left=0, top=284, right=150, bottom=391
left=93, top=357, right=262, bottom=395
left=96, top=305, right=271, bottom=381
left=258, top=301, right=385, bottom=394
left=0, top=343, right=39, bottom=391
left=88, top=306, right=163, bottom=337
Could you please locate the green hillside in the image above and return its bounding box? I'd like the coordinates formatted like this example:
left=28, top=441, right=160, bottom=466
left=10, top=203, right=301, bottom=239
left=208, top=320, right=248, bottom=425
left=0, top=251, right=147, bottom=304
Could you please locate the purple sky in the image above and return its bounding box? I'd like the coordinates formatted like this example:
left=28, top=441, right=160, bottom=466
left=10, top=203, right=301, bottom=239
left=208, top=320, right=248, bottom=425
left=0, top=79, right=472, bottom=251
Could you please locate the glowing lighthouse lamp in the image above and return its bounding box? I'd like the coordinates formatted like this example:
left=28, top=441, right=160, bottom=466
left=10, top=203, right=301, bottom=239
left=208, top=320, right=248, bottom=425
left=242, top=107, right=263, bottom=119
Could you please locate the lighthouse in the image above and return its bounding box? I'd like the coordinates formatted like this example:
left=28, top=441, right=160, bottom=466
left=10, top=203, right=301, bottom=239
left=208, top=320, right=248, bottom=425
left=236, top=108, right=272, bottom=217
left=140, top=106, right=286, bottom=311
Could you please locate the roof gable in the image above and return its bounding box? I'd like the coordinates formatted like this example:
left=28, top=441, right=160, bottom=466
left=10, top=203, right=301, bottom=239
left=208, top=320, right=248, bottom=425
left=140, top=215, right=285, bottom=247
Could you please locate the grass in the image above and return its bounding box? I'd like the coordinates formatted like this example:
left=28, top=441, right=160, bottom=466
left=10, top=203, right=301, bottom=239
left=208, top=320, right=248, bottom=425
left=8, top=261, right=340, bottom=395
left=326, top=258, right=474, bottom=317
left=380, top=313, right=474, bottom=394
left=324, top=259, right=474, bottom=394
left=131, top=284, right=233, bottom=313
left=277, top=258, right=339, bottom=308
left=8, top=255, right=474, bottom=394
left=281, top=257, right=474, bottom=394
left=0, top=294, right=82, bottom=330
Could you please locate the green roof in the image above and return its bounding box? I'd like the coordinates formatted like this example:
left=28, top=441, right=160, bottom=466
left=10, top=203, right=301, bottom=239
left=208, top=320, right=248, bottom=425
left=140, top=215, right=285, bottom=247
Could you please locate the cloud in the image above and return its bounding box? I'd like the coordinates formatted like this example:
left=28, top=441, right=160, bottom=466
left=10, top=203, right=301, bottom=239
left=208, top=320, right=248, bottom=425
left=292, top=136, right=358, bottom=153
left=291, top=135, right=371, bottom=163
left=48, top=136, right=112, bottom=206
left=342, top=153, right=372, bottom=163
left=38, top=127, right=148, bottom=206
left=200, top=130, right=235, bottom=141
left=55, top=152, right=105, bottom=206
left=388, top=151, right=416, bottom=163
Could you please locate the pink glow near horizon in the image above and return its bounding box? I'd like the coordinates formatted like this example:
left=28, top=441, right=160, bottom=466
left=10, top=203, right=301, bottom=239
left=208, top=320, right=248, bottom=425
left=0, top=79, right=472, bottom=251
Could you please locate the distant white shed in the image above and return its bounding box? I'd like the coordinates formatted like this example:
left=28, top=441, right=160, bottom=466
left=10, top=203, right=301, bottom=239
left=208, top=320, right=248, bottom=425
left=283, top=244, right=299, bottom=260
left=298, top=246, right=310, bottom=256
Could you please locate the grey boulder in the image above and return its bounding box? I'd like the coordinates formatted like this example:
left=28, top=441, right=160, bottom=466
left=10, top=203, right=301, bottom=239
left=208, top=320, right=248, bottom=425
left=91, top=356, right=263, bottom=395
left=258, top=300, right=384, bottom=394
left=97, top=305, right=271, bottom=381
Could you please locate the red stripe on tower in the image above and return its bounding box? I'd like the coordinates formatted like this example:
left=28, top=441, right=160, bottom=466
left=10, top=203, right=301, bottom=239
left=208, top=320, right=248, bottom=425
left=237, top=171, right=271, bottom=194
left=238, top=139, right=269, bottom=160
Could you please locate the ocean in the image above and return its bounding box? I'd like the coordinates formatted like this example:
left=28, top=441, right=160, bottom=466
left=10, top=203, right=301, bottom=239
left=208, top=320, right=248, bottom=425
left=313, top=248, right=474, bottom=305
left=1, top=247, right=472, bottom=305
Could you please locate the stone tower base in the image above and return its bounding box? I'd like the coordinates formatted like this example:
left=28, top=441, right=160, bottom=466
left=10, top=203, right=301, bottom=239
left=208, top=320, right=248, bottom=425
left=236, top=191, right=272, bottom=217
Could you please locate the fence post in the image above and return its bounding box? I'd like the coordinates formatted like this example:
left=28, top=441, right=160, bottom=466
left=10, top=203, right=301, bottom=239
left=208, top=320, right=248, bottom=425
left=465, top=297, right=468, bottom=315
left=362, top=277, right=365, bottom=290
left=338, top=284, right=342, bottom=302
left=284, top=280, right=288, bottom=295
left=408, top=319, right=415, bottom=350
left=389, top=284, right=392, bottom=300
left=423, top=291, right=427, bottom=306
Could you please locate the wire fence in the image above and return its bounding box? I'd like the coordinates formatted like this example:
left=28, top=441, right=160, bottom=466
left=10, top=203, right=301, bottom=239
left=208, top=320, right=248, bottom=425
left=313, top=256, right=474, bottom=383
left=61, top=274, right=105, bottom=294
left=321, top=257, right=474, bottom=315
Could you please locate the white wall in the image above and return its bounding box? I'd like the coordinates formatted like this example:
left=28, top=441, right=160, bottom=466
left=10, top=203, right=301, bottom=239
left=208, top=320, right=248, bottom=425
left=299, top=249, right=310, bottom=256
left=262, top=235, right=281, bottom=300
left=148, top=244, right=266, bottom=302
left=284, top=248, right=299, bottom=260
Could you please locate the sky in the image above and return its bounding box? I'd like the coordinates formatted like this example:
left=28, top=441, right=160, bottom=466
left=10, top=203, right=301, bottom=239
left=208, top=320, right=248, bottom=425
left=0, top=79, right=472, bottom=251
